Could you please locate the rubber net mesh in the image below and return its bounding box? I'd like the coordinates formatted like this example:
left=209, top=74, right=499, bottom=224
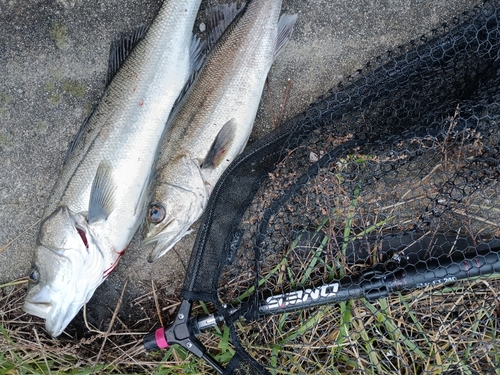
left=182, top=2, right=500, bottom=373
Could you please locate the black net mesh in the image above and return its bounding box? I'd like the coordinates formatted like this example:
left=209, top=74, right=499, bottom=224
left=182, top=2, right=500, bottom=374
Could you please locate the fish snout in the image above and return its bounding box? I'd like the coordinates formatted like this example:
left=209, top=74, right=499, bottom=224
left=23, top=299, right=51, bottom=320
left=23, top=283, right=82, bottom=337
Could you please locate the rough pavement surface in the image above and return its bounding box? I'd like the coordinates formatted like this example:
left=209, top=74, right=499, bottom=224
left=0, top=0, right=479, bottom=333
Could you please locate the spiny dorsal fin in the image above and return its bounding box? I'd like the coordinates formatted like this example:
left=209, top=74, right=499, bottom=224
left=106, top=24, right=148, bottom=86
left=202, top=118, right=237, bottom=169
left=88, top=160, right=116, bottom=223
left=64, top=104, right=97, bottom=165
left=275, top=13, right=298, bottom=59
left=205, top=2, right=247, bottom=51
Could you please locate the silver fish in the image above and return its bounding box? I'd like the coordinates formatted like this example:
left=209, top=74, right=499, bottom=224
left=23, top=0, right=203, bottom=337
left=143, top=0, right=297, bottom=262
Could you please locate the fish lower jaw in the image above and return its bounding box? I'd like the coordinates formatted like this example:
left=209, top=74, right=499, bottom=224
left=146, top=240, right=175, bottom=263
left=145, top=232, right=188, bottom=263
left=22, top=301, right=70, bottom=337
left=144, top=221, right=195, bottom=262
left=22, top=301, right=51, bottom=320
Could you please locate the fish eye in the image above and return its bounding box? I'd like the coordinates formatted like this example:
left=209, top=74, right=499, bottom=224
left=29, top=265, right=40, bottom=284
left=147, top=203, right=166, bottom=223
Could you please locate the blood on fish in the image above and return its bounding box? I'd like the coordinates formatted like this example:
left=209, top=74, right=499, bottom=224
left=76, top=228, right=89, bottom=249
left=102, top=247, right=127, bottom=277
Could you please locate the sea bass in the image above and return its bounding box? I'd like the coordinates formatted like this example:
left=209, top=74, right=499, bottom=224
left=143, top=0, right=297, bottom=262
left=23, top=0, right=203, bottom=337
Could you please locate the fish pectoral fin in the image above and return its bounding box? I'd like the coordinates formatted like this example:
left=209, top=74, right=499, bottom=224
left=205, top=2, right=247, bottom=51
left=274, top=13, right=298, bottom=59
left=106, top=24, right=149, bottom=86
left=202, top=118, right=237, bottom=169
left=88, top=161, right=116, bottom=223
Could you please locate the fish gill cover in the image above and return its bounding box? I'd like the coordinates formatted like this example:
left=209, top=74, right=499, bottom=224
left=180, top=1, right=500, bottom=374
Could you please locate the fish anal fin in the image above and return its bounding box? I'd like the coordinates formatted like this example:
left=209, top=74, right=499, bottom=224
left=88, top=160, right=116, bottom=223
left=202, top=118, right=236, bottom=169
left=106, top=24, right=148, bottom=86
left=275, top=13, right=298, bottom=59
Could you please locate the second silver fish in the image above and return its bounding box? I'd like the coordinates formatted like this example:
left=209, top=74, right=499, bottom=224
left=143, top=0, right=297, bottom=262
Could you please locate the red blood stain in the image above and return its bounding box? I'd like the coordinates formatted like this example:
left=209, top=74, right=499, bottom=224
left=102, top=246, right=128, bottom=278
left=76, top=228, right=89, bottom=250
left=139, top=100, right=144, bottom=106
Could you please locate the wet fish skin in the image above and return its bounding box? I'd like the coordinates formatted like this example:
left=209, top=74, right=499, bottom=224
left=144, top=0, right=297, bottom=262
left=23, top=0, right=203, bottom=337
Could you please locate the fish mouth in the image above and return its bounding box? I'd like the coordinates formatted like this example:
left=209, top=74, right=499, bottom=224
left=23, top=300, right=51, bottom=319
left=45, top=303, right=83, bottom=337
left=146, top=238, right=177, bottom=263
left=23, top=298, right=82, bottom=337
left=145, top=219, right=193, bottom=263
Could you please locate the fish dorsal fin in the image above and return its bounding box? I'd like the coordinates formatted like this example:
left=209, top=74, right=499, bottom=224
left=172, top=3, right=246, bottom=109
left=64, top=104, right=97, bottom=165
left=205, top=2, right=247, bottom=51
left=189, top=34, right=206, bottom=76
left=106, top=24, right=148, bottom=86
left=202, top=118, right=237, bottom=169
left=275, top=13, right=298, bottom=59
left=88, top=161, right=116, bottom=223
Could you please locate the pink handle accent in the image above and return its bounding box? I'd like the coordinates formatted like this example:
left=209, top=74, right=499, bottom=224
left=155, top=327, right=169, bottom=349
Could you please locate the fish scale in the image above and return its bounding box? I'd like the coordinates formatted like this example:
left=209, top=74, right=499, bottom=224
left=23, top=0, right=203, bottom=337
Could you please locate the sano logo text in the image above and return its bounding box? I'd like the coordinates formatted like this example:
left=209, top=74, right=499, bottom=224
left=264, top=283, right=340, bottom=310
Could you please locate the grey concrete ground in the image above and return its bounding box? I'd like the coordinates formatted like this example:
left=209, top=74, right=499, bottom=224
left=0, top=0, right=479, bottom=331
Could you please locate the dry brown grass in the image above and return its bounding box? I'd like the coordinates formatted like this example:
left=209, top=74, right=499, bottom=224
left=0, top=279, right=221, bottom=375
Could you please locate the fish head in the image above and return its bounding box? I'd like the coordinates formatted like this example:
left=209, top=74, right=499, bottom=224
left=23, top=206, right=105, bottom=337
left=144, top=166, right=208, bottom=263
